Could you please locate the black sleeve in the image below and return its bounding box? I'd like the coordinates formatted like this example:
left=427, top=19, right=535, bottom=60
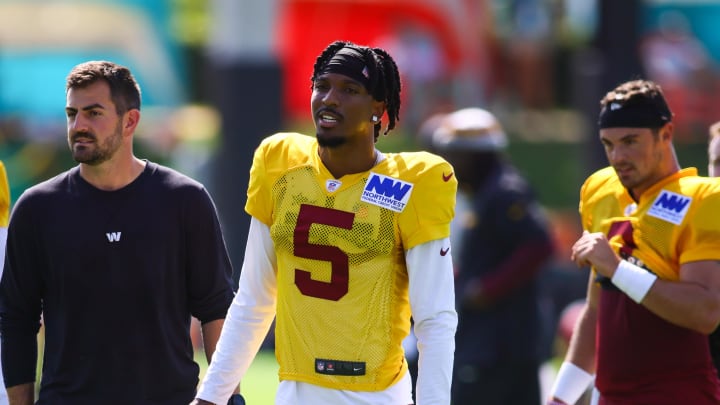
left=184, top=186, right=234, bottom=324
left=0, top=196, right=43, bottom=387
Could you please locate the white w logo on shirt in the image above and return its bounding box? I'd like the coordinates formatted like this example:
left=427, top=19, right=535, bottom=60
left=106, top=232, right=122, bottom=242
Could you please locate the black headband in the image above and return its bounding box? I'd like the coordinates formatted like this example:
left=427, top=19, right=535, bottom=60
left=598, top=98, right=672, bottom=129
left=319, top=47, right=370, bottom=89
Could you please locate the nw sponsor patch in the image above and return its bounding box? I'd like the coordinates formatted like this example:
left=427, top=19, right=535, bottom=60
left=647, top=190, right=691, bottom=225
left=361, top=172, right=413, bottom=213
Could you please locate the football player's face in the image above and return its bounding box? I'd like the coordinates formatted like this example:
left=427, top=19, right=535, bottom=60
left=708, top=136, right=720, bottom=177
left=600, top=125, right=669, bottom=194
left=311, top=73, right=377, bottom=147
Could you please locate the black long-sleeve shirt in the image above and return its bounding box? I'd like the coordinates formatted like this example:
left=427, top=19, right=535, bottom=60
left=454, top=162, right=555, bottom=363
left=0, top=161, right=234, bottom=404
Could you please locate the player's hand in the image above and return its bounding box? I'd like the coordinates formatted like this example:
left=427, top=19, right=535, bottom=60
left=570, top=231, right=620, bottom=277
left=227, top=394, right=246, bottom=405
left=189, top=393, right=245, bottom=405
left=189, top=400, right=214, bottom=405
left=461, top=278, right=490, bottom=309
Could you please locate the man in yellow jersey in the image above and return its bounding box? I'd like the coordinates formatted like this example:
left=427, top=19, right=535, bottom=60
left=192, top=40, right=458, bottom=405
left=547, top=79, right=720, bottom=405
left=0, top=161, right=9, bottom=405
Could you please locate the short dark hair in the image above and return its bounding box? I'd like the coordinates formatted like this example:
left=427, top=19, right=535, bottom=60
left=598, top=79, right=672, bottom=130
left=66, top=61, right=141, bottom=114
left=311, top=41, right=402, bottom=140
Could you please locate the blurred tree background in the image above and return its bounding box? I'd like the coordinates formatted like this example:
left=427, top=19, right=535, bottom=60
left=2, top=0, right=718, bottom=247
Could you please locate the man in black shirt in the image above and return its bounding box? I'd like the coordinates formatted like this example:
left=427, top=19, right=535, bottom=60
left=0, top=61, right=234, bottom=404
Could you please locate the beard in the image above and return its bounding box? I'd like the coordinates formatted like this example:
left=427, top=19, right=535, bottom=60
left=70, top=121, right=123, bottom=165
left=316, top=132, right=347, bottom=148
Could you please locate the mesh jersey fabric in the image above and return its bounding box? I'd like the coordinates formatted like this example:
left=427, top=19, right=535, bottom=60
left=580, top=166, right=720, bottom=403
left=0, top=161, right=9, bottom=404
left=245, top=132, right=457, bottom=391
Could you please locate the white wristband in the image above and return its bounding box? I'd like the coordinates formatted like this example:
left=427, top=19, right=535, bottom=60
left=550, top=362, right=594, bottom=405
left=611, top=260, right=657, bottom=303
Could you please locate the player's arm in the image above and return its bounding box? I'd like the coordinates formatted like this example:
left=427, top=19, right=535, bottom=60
left=548, top=273, right=598, bottom=404
left=193, top=217, right=278, bottom=405
left=1, top=200, right=42, bottom=405
left=199, top=320, right=242, bottom=398
left=572, top=231, right=720, bottom=334
left=406, top=237, right=457, bottom=405
left=564, top=275, right=599, bottom=372
left=200, top=319, right=224, bottom=364
left=641, top=260, right=720, bottom=334
left=6, top=383, right=33, bottom=405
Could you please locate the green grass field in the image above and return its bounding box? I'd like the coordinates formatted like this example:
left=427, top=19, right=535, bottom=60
left=34, top=327, right=280, bottom=403
left=196, top=348, right=279, bottom=403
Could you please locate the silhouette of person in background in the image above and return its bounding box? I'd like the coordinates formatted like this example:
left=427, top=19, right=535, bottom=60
left=428, top=107, right=555, bottom=405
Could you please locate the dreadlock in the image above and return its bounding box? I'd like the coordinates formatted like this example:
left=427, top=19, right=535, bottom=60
left=311, top=41, right=402, bottom=141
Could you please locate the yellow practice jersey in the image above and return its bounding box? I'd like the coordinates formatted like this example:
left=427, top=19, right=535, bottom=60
left=0, top=161, right=9, bottom=227
left=580, top=166, right=720, bottom=280
left=245, top=132, right=457, bottom=391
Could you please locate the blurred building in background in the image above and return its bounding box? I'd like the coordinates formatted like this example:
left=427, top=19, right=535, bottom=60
left=0, top=0, right=188, bottom=201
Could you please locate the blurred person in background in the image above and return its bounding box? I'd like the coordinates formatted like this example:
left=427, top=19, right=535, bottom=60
left=0, top=61, right=235, bottom=404
left=548, top=79, right=720, bottom=405
left=639, top=10, right=719, bottom=139
left=0, top=161, right=9, bottom=405
left=192, top=40, right=458, bottom=405
left=640, top=10, right=712, bottom=90
left=708, top=120, right=720, bottom=177
left=427, top=107, right=555, bottom=405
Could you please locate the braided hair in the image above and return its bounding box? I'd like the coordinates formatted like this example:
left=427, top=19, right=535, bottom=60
left=311, top=41, right=402, bottom=140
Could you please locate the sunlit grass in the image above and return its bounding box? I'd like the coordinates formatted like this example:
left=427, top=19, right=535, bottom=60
left=34, top=326, right=279, bottom=402
left=196, top=348, right=279, bottom=403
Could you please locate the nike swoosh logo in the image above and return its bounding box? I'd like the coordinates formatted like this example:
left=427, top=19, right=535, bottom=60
left=440, top=247, right=450, bottom=256
left=442, top=172, right=454, bottom=182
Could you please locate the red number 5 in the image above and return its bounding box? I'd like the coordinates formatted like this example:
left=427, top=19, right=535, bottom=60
left=294, top=204, right=355, bottom=301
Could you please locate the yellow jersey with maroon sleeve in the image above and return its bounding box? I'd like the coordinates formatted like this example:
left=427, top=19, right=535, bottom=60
left=245, top=132, right=457, bottom=391
left=580, top=167, right=720, bottom=279
left=579, top=166, right=720, bottom=403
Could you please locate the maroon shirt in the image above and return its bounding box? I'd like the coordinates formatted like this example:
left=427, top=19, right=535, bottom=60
left=596, top=286, right=720, bottom=404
